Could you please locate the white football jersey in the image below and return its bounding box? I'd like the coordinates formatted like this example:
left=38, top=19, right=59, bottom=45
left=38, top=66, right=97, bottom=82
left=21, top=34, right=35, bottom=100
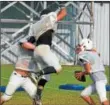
left=78, top=51, right=105, bottom=73
left=28, top=12, right=57, bottom=41
left=15, top=39, right=37, bottom=72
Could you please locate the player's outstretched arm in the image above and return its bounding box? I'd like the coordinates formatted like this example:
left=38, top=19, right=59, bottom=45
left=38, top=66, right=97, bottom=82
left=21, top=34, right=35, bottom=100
left=19, top=36, right=36, bottom=50
left=83, top=63, right=91, bottom=75
left=57, top=7, right=67, bottom=21
left=20, top=42, right=35, bottom=50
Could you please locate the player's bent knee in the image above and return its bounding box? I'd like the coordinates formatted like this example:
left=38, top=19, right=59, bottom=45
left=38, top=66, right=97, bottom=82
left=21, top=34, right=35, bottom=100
left=80, top=95, right=85, bottom=99
left=29, top=89, right=37, bottom=99
left=56, top=66, right=62, bottom=73
left=29, top=86, right=37, bottom=99
left=1, top=94, right=12, bottom=102
left=80, top=91, right=88, bottom=97
left=100, top=96, right=108, bottom=103
left=31, top=94, right=36, bottom=99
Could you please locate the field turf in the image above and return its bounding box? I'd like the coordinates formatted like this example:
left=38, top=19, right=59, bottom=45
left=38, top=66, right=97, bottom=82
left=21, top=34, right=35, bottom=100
left=0, top=64, right=110, bottom=105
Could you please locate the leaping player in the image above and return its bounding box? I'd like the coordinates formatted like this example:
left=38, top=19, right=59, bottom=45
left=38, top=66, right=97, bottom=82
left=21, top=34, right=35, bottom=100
left=20, top=6, right=67, bottom=105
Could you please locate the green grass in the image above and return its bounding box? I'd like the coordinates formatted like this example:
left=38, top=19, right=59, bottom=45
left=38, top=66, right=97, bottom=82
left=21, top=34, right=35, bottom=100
left=0, top=64, right=110, bottom=105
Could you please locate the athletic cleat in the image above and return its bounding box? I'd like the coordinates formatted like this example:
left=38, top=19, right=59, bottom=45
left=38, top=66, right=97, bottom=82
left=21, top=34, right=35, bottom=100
left=33, top=99, right=42, bottom=105
left=36, top=100, right=42, bottom=105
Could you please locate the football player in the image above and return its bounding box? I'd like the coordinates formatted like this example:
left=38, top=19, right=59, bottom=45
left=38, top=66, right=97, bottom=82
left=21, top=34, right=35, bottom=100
left=22, top=7, right=67, bottom=105
left=75, top=38, right=109, bottom=105
left=0, top=39, right=37, bottom=105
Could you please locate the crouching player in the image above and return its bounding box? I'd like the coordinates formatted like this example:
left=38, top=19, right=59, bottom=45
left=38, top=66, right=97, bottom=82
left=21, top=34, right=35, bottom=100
left=0, top=40, right=38, bottom=105
left=75, top=38, right=109, bottom=105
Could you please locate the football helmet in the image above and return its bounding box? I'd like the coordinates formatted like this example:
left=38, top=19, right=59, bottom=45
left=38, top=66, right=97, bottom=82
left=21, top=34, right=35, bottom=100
left=75, top=38, right=93, bottom=53
left=80, top=38, right=93, bottom=50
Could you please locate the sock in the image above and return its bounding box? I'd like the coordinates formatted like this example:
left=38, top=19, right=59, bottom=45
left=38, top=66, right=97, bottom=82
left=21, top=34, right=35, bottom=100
left=36, top=79, right=47, bottom=100
left=36, top=88, right=42, bottom=100
left=43, top=66, right=56, bottom=74
left=36, top=66, right=56, bottom=77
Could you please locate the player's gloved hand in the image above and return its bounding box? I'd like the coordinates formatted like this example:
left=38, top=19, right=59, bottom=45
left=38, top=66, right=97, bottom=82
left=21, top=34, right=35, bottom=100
left=74, top=71, right=86, bottom=82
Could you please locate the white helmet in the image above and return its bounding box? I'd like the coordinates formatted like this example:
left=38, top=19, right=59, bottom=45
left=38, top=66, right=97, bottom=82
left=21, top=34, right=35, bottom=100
left=80, top=38, right=93, bottom=51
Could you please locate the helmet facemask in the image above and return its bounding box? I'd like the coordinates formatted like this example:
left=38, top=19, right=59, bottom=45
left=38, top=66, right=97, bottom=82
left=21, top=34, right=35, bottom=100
left=80, top=38, right=93, bottom=51
left=75, top=38, right=93, bottom=54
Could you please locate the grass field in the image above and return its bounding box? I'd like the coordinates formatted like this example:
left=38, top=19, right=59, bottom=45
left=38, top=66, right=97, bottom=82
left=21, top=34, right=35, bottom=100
left=1, top=64, right=110, bottom=105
